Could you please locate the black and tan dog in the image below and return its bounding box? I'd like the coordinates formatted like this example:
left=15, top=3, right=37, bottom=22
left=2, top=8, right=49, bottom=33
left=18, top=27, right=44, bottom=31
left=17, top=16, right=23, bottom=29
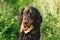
left=17, top=6, right=42, bottom=40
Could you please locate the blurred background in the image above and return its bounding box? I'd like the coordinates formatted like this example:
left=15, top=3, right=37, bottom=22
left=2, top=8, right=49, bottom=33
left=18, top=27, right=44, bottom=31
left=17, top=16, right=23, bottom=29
left=0, top=0, right=60, bottom=40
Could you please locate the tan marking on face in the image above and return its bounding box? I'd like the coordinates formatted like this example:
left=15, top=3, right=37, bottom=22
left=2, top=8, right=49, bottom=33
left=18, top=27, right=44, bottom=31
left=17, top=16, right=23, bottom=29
left=23, top=7, right=29, bottom=14
left=30, top=9, right=33, bottom=14
left=28, top=19, right=33, bottom=26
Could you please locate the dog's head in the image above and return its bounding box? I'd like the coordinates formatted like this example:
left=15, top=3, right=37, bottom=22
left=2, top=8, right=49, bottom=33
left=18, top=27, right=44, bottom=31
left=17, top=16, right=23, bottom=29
left=17, top=6, right=42, bottom=33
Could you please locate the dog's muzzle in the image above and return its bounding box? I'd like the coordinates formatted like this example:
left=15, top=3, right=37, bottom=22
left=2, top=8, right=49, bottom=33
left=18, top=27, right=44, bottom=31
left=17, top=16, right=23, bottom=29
left=20, top=22, right=34, bottom=34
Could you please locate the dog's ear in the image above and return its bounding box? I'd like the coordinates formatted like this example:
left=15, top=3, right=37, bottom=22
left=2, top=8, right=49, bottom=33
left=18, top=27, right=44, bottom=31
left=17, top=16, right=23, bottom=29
left=37, top=11, right=42, bottom=24
left=17, top=8, right=24, bottom=25
left=34, top=8, right=42, bottom=24
left=38, top=13, right=42, bottom=24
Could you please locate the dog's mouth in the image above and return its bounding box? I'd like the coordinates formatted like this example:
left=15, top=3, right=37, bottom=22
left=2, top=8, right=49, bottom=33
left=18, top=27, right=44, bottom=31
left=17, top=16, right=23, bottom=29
left=20, top=20, right=34, bottom=34
left=20, top=23, right=31, bottom=31
left=20, top=19, right=34, bottom=34
left=23, top=23, right=29, bottom=30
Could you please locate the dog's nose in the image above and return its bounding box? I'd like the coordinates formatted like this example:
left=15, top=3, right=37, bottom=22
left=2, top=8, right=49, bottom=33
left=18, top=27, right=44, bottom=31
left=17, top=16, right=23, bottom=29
left=24, top=21, right=28, bottom=24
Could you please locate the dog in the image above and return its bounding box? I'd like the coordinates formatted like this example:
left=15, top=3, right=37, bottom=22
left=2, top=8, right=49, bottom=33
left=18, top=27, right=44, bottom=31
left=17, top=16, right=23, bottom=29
left=17, top=6, right=42, bottom=40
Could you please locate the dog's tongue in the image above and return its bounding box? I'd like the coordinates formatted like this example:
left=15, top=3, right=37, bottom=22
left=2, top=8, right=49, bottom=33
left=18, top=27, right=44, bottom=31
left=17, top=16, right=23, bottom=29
left=20, top=24, right=27, bottom=32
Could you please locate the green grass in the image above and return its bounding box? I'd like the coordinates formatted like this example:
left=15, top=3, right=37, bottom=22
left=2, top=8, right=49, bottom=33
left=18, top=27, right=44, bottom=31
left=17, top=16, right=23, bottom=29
left=0, top=0, right=60, bottom=40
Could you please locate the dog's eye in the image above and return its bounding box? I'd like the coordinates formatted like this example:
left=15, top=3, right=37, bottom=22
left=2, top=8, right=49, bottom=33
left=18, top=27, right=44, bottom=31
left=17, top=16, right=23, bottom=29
left=25, top=11, right=28, bottom=13
left=25, top=10, right=29, bottom=13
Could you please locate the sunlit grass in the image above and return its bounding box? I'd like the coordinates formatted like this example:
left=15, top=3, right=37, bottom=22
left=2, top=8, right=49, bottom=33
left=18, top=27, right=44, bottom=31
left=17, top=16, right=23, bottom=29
left=0, top=0, right=60, bottom=40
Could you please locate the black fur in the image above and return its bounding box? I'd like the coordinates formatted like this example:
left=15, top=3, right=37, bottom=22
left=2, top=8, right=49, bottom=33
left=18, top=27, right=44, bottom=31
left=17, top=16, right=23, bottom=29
left=17, top=6, right=42, bottom=40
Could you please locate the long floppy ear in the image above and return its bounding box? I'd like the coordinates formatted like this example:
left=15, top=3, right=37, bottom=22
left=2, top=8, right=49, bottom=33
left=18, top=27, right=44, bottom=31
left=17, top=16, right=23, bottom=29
left=38, top=13, right=42, bottom=25
left=17, top=8, right=24, bottom=25
left=34, top=8, right=42, bottom=25
left=37, top=11, right=42, bottom=24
